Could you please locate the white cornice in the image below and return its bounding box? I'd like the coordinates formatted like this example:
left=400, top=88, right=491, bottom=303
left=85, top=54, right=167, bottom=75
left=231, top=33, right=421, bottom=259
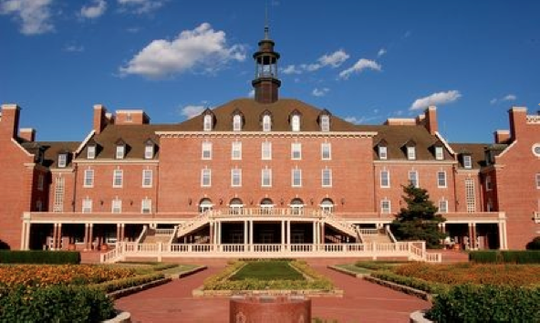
left=11, top=138, right=34, bottom=157
left=75, top=130, right=96, bottom=155
left=155, top=131, right=378, bottom=139
left=373, top=160, right=457, bottom=165
left=434, top=131, right=456, bottom=156
left=73, top=159, right=159, bottom=165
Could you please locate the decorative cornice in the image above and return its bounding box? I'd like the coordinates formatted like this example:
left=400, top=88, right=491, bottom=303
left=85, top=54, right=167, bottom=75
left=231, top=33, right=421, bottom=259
left=73, top=159, right=159, bottom=165
left=155, top=131, right=377, bottom=139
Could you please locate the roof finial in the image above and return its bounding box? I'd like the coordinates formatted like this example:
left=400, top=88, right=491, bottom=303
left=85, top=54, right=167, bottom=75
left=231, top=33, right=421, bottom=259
left=264, top=2, right=269, bottom=39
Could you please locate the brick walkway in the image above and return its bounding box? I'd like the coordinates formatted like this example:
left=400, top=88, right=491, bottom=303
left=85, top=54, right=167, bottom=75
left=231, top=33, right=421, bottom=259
left=115, top=260, right=430, bottom=323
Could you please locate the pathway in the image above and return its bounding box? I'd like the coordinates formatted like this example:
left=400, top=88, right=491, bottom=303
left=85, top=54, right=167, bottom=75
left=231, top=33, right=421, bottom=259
left=115, top=259, right=430, bottom=323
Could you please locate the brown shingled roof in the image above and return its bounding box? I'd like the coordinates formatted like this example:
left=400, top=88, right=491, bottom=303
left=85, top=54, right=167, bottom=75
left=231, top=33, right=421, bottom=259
left=37, top=141, right=80, bottom=168
left=450, top=143, right=488, bottom=169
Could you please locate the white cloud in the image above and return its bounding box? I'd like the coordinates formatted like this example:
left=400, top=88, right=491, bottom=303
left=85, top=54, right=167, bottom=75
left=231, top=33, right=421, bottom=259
left=490, top=93, right=517, bottom=105
left=410, top=90, right=462, bottom=111
left=312, top=88, right=329, bottom=97
left=80, top=0, right=107, bottom=19
left=339, top=58, right=382, bottom=80
left=118, top=0, right=164, bottom=14
left=281, top=65, right=302, bottom=75
left=180, top=105, right=205, bottom=119
left=377, top=48, right=387, bottom=57
left=345, top=116, right=362, bottom=124
left=490, top=98, right=498, bottom=105
left=0, top=0, right=54, bottom=35
left=64, top=44, right=84, bottom=52
left=318, top=49, right=349, bottom=68
left=119, top=23, right=246, bottom=79
left=282, top=50, right=349, bottom=75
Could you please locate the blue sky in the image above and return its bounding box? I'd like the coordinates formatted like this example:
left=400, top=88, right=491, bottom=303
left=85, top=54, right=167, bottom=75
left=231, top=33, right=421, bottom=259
left=1, top=0, right=539, bottom=142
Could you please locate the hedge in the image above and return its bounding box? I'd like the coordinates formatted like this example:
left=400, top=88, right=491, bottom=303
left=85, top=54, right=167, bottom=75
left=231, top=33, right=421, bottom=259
left=469, top=251, right=540, bottom=264
left=0, top=285, right=115, bottom=322
left=427, top=284, right=540, bottom=322
left=92, top=272, right=165, bottom=293
left=0, top=251, right=81, bottom=264
left=370, top=270, right=448, bottom=295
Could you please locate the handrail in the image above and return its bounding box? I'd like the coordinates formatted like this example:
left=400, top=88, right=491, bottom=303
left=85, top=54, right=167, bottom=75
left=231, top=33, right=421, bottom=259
left=168, top=226, right=178, bottom=245
left=135, top=226, right=148, bottom=244
left=385, top=225, right=398, bottom=243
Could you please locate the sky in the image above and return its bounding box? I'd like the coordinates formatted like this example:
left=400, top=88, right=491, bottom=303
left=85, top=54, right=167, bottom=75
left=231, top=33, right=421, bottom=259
left=1, top=0, right=539, bottom=143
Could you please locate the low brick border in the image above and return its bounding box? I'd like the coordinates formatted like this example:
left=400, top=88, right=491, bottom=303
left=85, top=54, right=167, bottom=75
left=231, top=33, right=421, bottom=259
left=410, top=310, right=433, bottom=323
left=175, top=265, right=207, bottom=279
left=328, top=264, right=433, bottom=302
left=102, top=310, right=132, bottom=323
left=192, top=288, right=344, bottom=298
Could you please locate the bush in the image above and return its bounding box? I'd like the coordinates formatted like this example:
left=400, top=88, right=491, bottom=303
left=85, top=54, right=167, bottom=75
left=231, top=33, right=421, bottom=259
left=371, top=270, right=448, bottom=295
left=0, top=285, right=115, bottom=322
left=470, top=250, right=540, bottom=264
left=526, top=237, right=540, bottom=250
left=0, top=250, right=80, bottom=264
left=354, top=261, right=403, bottom=271
left=93, top=273, right=165, bottom=293
left=427, top=284, right=540, bottom=322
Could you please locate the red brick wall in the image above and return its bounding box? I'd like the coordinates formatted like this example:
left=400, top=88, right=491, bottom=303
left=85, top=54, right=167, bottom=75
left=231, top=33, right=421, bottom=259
left=453, top=171, right=483, bottom=213
left=48, top=170, right=77, bottom=212
left=158, top=135, right=375, bottom=216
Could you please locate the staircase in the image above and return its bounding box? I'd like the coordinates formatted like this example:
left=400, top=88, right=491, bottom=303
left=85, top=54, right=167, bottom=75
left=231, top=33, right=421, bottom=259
left=140, top=228, right=175, bottom=244
left=322, top=213, right=361, bottom=242
left=358, top=228, right=394, bottom=244
left=176, top=211, right=211, bottom=238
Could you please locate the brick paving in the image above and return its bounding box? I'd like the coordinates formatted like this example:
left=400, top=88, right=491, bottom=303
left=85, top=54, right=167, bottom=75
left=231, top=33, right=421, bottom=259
left=114, top=258, right=430, bottom=323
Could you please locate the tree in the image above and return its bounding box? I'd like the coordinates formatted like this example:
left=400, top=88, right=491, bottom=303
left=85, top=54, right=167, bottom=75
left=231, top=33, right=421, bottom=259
left=391, top=183, right=446, bottom=249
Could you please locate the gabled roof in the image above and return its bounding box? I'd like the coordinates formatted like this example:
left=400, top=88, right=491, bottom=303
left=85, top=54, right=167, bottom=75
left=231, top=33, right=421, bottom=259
left=36, top=141, right=80, bottom=168
left=450, top=143, right=490, bottom=169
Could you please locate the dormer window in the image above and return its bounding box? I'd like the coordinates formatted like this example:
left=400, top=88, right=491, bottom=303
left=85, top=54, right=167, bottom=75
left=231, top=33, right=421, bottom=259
left=233, top=114, right=242, bottom=131
left=435, top=146, right=444, bottom=160
left=203, top=114, right=213, bottom=131
left=58, top=153, right=68, bottom=168
left=463, top=154, right=472, bottom=169
left=291, top=114, right=301, bottom=132
left=87, top=145, right=96, bottom=159
left=320, top=115, right=330, bottom=132
left=262, top=114, right=272, bottom=132
left=407, top=146, right=416, bottom=160
left=379, top=146, right=388, bottom=160
left=144, top=139, right=155, bottom=159
left=115, top=139, right=126, bottom=159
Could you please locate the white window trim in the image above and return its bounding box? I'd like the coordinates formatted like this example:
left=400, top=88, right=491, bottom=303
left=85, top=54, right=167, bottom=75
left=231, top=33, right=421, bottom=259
left=233, top=115, right=242, bottom=131
left=116, top=145, right=125, bottom=159
left=321, top=143, right=332, bottom=160
left=144, top=145, right=154, bottom=159
left=463, top=155, right=472, bottom=169
left=439, top=199, right=448, bottom=213
left=381, top=199, right=391, bottom=214
left=262, top=115, right=271, bottom=132
left=291, top=143, right=302, bottom=160
left=322, top=168, right=332, bottom=187
left=87, top=146, right=96, bottom=159
left=380, top=170, right=390, bottom=188
left=262, top=142, right=272, bottom=160
left=202, top=142, right=212, bottom=160
left=82, top=198, right=92, bottom=213
left=261, top=168, right=272, bottom=187
left=320, top=115, right=330, bottom=132
left=231, top=142, right=242, bottom=160
left=409, top=170, right=419, bottom=188
left=58, top=154, right=67, bottom=168
left=113, top=169, right=123, bottom=188
left=437, top=171, right=447, bottom=188
left=292, top=168, right=302, bottom=187
left=435, top=147, right=444, bottom=160
left=407, top=146, right=416, bottom=160
left=231, top=168, right=242, bottom=187
left=142, top=169, right=153, bottom=188
left=84, top=169, right=94, bottom=188
left=141, top=198, right=152, bottom=214
left=111, top=198, right=122, bottom=214
left=379, top=146, right=388, bottom=160
left=203, top=115, right=213, bottom=131
left=291, top=115, right=301, bottom=132
left=201, top=168, right=211, bottom=187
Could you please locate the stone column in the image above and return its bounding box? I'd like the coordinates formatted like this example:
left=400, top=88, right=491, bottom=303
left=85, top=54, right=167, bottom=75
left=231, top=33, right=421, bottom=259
left=281, top=220, right=285, bottom=250
left=286, top=221, right=291, bottom=246
left=88, top=224, right=94, bottom=250
left=249, top=221, right=254, bottom=245
left=57, top=223, right=63, bottom=250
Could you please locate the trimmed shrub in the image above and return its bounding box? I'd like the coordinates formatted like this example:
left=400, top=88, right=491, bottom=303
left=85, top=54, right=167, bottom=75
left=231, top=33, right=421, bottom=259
left=470, top=250, right=540, bottom=264
left=0, top=250, right=81, bottom=264
left=93, top=273, right=165, bottom=293
left=526, top=237, right=540, bottom=250
left=354, top=261, right=403, bottom=271
left=0, top=285, right=115, bottom=322
left=371, top=270, right=448, bottom=295
left=427, top=284, right=540, bottom=322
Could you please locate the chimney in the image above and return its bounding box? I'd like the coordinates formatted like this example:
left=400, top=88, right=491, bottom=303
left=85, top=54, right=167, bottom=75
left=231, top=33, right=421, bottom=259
left=424, top=106, right=438, bottom=135
left=0, top=104, right=21, bottom=139
left=93, top=104, right=109, bottom=134
left=508, top=106, right=527, bottom=140
left=493, top=130, right=510, bottom=144
left=19, top=128, right=36, bottom=142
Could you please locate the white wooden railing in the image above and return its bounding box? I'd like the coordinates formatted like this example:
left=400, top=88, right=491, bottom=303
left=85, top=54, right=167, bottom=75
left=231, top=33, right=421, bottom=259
left=100, top=241, right=441, bottom=263
left=175, top=211, right=211, bottom=238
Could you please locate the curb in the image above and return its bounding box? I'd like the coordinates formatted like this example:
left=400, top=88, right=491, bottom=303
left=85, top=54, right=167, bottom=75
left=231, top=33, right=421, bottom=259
left=175, top=265, right=207, bottom=279
left=363, top=275, right=433, bottom=302
left=108, top=277, right=173, bottom=300
left=102, top=310, right=131, bottom=323
left=327, top=265, right=365, bottom=278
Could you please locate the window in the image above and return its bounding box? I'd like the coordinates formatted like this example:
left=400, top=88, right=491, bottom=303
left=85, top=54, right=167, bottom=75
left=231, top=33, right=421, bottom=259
left=437, top=171, right=447, bottom=188
left=463, top=155, right=472, bottom=169
left=58, top=154, right=67, bottom=168
left=201, top=168, right=211, bottom=187
left=320, top=115, right=330, bottom=132
left=380, top=170, right=390, bottom=188
left=292, top=168, right=302, bottom=187
left=113, top=169, right=123, bottom=188
left=409, top=170, right=419, bottom=188
left=233, top=114, right=242, bottom=131
left=203, top=114, right=213, bottom=131
left=261, top=168, right=272, bottom=187
left=291, top=115, right=300, bottom=132
left=111, top=198, right=122, bottom=213
left=141, top=198, right=152, bottom=214
left=87, top=145, right=96, bottom=159
left=126, top=113, right=132, bottom=122
left=378, top=146, right=388, bottom=160
left=82, top=198, right=92, bottom=213
left=37, top=174, right=44, bottom=191
left=291, top=143, right=302, bottom=160
left=142, top=169, right=153, bottom=187
left=116, top=145, right=125, bottom=159
left=536, top=173, right=540, bottom=189
left=231, top=168, right=242, bottom=187
left=486, top=175, right=492, bottom=191
left=231, top=142, right=242, bottom=160
left=202, top=142, right=212, bottom=160
left=465, top=178, right=476, bottom=212
left=407, top=146, right=416, bottom=160
left=199, top=198, right=213, bottom=213
left=321, top=143, right=331, bottom=160
left=439, top=199, right=448, bottom=213
left=320, top=198, right=334, bottom=213
left=290, top=198, right=304, bottom=214
left=144, top=145, right=154, bottom=159
left=435, top=147, right=444, bottom=160
left=84, top=169, right=94, bottom=187
left=381, top=199, right=391, bottom=214
left=53, top=177, right=65, bottom=212
left=262, top=115, right=272, bottom=132
left=262, top=142, right=272, bottom=160
left=322, top=168, right=332, bottom=187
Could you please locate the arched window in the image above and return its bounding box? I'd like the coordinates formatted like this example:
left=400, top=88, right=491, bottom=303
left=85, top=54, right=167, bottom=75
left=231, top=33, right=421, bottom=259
left=290, top=198, right=304, bottom=215
left=203, top=115, right=213, bottom=131
left=260, top=198, right=274, bottom=214
left=291, top=115, right=301, bottom=132
left=262, top=115, right=272, bottom=132
left=233, top=114, right=242, bottom=131
left=199, top=198, right=213, bottom=213
left=320, top=198, right=334, bottom=213
left=229, top=198, right=244, bottom=214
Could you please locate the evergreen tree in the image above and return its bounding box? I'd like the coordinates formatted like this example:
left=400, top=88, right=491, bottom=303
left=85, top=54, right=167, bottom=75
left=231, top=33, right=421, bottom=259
left=391, top=183, right=446, bottom=249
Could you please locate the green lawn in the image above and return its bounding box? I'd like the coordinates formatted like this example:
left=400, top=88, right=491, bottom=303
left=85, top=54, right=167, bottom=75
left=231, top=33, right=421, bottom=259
left=230, top=261, right=305, bottom=281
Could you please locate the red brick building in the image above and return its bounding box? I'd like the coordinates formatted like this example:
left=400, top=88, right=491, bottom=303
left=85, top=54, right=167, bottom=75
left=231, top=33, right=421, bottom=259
left=1, top=29, right=539, bottom=255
